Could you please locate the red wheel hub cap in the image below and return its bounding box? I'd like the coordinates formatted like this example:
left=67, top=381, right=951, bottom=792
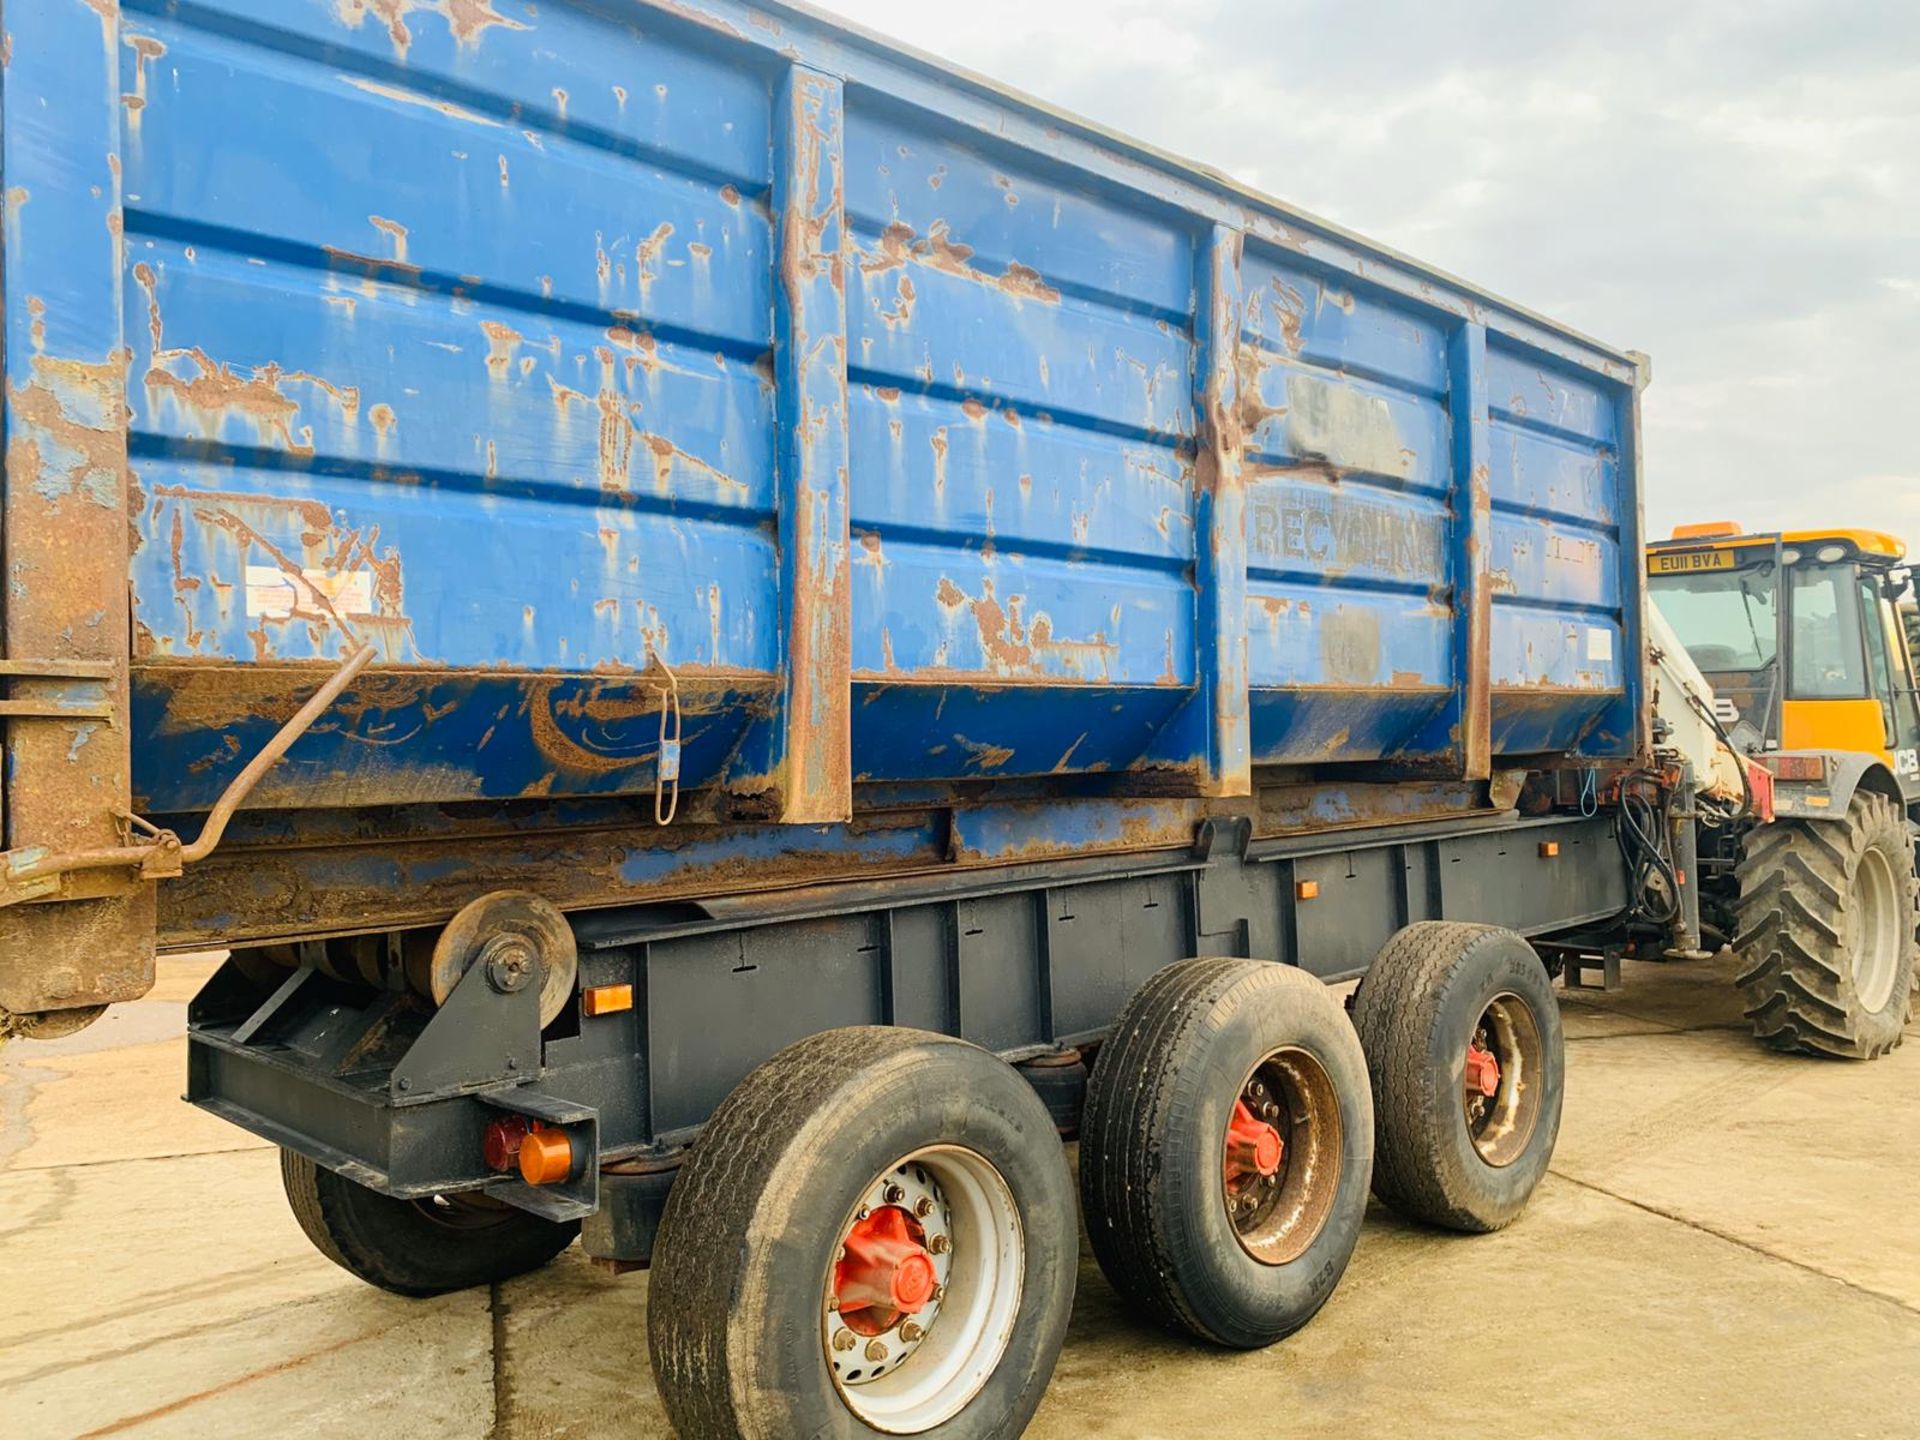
left=1465, top=1042, right=1501, bottom=1099
left=835, top=1206, right=937, bottom=1330
left=1225, top=1097, right=1284, bottom=1185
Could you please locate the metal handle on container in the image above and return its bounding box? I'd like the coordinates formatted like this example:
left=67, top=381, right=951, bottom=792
left=651, top=654, right=682, bottom=827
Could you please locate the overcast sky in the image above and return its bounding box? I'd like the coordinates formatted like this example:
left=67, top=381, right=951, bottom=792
left=818, top=0, right=1920, bottom=558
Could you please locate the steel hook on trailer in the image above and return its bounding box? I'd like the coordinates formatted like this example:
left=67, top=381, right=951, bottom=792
left=648, top=652, right=683, bottom=827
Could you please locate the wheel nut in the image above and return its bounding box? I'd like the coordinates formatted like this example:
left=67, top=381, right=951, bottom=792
left=865, top=1339, right=888, bottom=1363
left=884, top=1183, right=906, bottom=1205
left=1261, top=1101, right=1279, bottom=1120
left=832, top=1328, right=858, bottom=1352
left=1250, top=1081, right=1266, bottom=1099
left=914, top=1196, right=935, bottom=1218
left=932, top=1283, right=946, bottom=1302
left=928, top=1234, right=950, bottom=1255
left=900, top=1321, right=925, bottom=1343
left=826, top=1297, right=839, bottom=1311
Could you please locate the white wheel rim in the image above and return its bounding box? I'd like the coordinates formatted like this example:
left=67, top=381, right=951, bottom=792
left=823, top=1145, right=1024, bottom=1434
left=1849, top=845, right=1902, bottom=1014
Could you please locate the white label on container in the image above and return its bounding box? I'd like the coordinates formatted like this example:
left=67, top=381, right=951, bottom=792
left=245, top=564, right=373, bottom=619
left=1586, top=626, right=1614, bottom=662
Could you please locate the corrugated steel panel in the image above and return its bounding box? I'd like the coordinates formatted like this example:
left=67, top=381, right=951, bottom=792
left=0, top=0, right=1647, bottom=981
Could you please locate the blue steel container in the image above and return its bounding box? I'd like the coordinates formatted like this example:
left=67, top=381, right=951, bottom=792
left=1, top=0, right=1645, bottom=957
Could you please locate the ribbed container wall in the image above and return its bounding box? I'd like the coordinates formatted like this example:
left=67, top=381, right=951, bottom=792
left=5, top=0, right=1643, bottom=826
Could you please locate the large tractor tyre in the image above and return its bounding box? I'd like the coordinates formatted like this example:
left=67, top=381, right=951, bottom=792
left=1079, top=957, right=1373, bottom=1350
left=1734, top=791, right=1917, bottom=1059
left=280, top=1150, right=579, bottom=1297
left=1351, top=923, right=1564, bottom=1234
left=647, top=1028, right=1077, bottom=1440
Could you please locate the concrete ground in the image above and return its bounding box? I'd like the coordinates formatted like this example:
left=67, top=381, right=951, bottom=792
left=3, top=954, right=1918, bottom=1440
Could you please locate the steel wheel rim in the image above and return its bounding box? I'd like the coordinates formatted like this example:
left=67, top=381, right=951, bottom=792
left=823, top=1145, right=1024, bottom=1434
left=1465, top=993, right=1543, bottom=1167
left=1849, top=845, right=1902, bottom=1013
left=1222, top=1046, right=1342, bottom=1266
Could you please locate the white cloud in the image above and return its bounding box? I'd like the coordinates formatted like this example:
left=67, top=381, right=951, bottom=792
left=817, top=0, right=1920, bottom=560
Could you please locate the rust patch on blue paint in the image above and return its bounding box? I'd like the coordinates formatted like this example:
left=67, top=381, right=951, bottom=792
left=147, top=485, right=413, bottom=663
left=858, top=220, right=1062, bottom=305
left=331, top=0, right=527, bottom=58
left=135, top=261, right=376, bottom=455
left=929, top=576, right=1119, bottom=681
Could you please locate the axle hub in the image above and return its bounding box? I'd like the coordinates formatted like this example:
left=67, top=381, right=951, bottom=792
left=1465, top=1041, right=1501, bottom=1099
left=1225, top=1096, right=1284, bottom=1184
left=835, top=1206, right=938, bottom=1323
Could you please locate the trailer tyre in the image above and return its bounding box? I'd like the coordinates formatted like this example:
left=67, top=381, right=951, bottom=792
left=646, top=1028, right=1076, bottom=1440
left=1734, top=791, right=1917, bottom=1059
left=0, top=1004, right=107, bottom=1041
left=1352, top=923, right=1563, bottom=1233
left=1079, top=957, right=1373, bottom=1349
left=279, top=1150, right=578, bottom=1297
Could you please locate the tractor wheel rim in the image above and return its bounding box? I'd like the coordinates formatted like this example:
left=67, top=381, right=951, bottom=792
left=824, top=1145, right=1023, bottom=1434
left=1465, top=993, right=1543, bottom=1168
left=1223, top=1046, right=1343, bottom=1267
left=1849, top=845, right=1902, bottom=1014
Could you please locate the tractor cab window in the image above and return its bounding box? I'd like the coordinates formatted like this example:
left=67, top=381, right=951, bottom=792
left=1863, top=577, right=1897, bottom=742
left=1647, top=561, right=1778, bottom=673
left=1872, top=585, right=1920, bottom=747
left=1788, top=563, right=1868, bottom=699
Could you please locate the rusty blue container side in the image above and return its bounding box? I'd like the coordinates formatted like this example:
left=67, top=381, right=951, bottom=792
left=7, top=0, right=1646, bottom=834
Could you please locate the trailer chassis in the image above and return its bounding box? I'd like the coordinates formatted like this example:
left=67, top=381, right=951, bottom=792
left=188, top=806, right=1628, bottom=1262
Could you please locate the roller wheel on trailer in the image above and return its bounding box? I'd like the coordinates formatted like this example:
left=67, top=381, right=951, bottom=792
left=1733, top=791, right=1918, bottom=1059
left=279, top=1150, right=579, bottom=1297
left=1079, top=957, right=1373, bottom=1349
left=1351, top=923, right=1564, bottom=1233
left=646, top=1027, right=1076, bottom=1440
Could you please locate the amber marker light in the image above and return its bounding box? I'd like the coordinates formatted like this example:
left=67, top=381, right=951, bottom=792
left=519, top=1128, right=575, bottom=1186
left=582, top=983, right=634, bottom=1017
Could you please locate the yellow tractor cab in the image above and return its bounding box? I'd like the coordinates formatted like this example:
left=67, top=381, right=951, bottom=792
left=1648, top=524, right=1920, bottom=809
left=1647, top=523, right=1919, bottom=1059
